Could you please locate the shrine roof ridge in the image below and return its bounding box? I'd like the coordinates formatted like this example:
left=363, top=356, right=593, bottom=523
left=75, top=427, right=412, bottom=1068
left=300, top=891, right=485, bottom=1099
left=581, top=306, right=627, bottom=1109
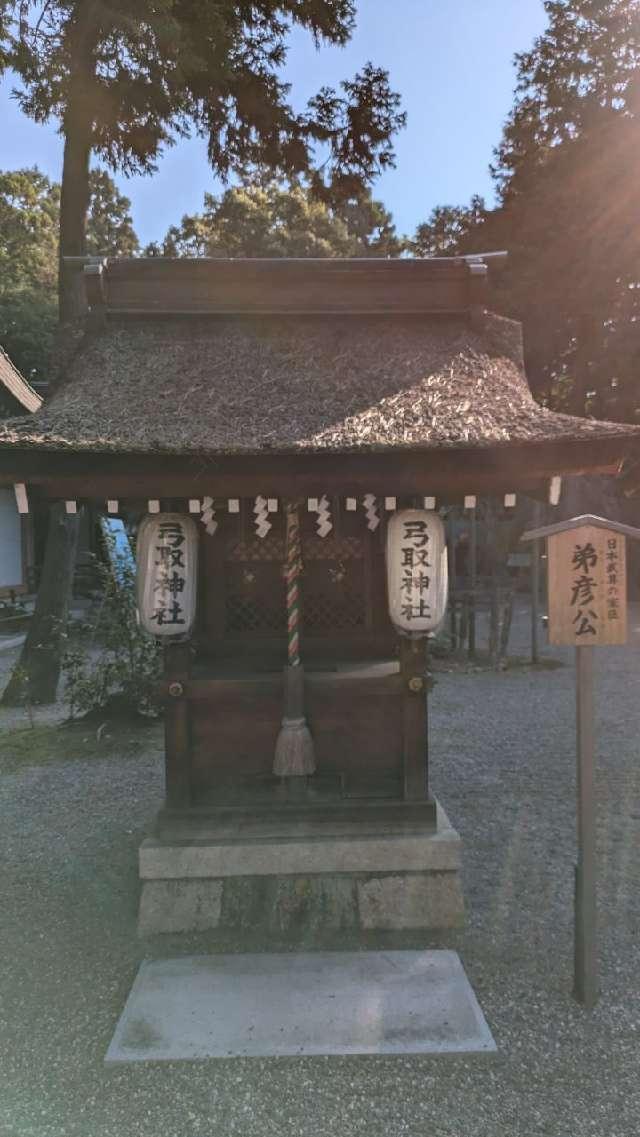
left=77, top=254, right=498, bottom=318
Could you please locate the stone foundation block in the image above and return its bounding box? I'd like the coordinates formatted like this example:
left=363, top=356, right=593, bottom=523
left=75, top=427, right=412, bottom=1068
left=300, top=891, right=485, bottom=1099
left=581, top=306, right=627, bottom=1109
left=137, top=800, right=464, bottom=935
left=138, top=879, right=222, bottom=935
left=357, top=873, right=464, bottom=930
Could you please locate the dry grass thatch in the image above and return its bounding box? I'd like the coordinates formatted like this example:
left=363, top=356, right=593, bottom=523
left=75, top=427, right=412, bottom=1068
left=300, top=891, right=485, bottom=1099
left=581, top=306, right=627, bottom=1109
left=0, top=312, right=638, bottom=456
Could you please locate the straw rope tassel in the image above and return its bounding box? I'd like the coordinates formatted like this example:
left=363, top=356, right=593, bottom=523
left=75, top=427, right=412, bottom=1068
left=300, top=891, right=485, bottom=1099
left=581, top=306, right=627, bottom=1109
left=273, top=500, right=316, bottom=777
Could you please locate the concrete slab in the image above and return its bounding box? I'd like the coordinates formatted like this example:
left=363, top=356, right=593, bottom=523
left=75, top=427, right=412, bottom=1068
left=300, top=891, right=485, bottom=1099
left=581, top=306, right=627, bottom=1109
left=106, top=950, right=495, bottom=1062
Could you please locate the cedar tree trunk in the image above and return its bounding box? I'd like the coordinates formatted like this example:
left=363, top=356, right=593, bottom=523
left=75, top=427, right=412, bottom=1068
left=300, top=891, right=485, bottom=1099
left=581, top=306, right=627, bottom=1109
left=2, top=504, right=81, bottom=706
left=58, top=124, right=93, bottom=322
left=4, top=6, right=99, bottom=707
left=58, top=3, right=99, bottom=322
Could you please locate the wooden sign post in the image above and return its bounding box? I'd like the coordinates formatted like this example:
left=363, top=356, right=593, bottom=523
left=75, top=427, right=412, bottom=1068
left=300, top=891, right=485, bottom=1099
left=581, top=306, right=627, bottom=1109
left=522, top=514, right=640, bottom=1009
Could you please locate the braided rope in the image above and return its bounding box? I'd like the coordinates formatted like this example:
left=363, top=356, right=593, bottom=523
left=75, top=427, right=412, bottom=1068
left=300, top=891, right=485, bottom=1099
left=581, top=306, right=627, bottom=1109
left=285, top=500, right=303, bottom=667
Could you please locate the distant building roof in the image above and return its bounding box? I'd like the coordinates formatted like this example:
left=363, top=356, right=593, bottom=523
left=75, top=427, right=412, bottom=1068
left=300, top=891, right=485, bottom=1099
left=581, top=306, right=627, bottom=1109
left=0, top=346, right=42, bottom=415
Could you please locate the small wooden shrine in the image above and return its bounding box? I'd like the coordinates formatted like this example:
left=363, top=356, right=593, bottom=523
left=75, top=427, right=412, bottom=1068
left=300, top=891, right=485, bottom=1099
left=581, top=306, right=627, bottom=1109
left=1, top=256, right=639, bottom=934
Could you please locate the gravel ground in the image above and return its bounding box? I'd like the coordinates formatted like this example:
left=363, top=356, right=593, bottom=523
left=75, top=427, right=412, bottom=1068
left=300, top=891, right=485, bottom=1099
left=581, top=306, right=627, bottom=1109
left=1, top=601, right=639, bottom=1137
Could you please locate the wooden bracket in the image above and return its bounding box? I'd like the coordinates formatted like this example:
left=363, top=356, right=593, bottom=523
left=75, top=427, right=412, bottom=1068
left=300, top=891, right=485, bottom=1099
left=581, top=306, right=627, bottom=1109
left=468, top=261, right=488, bottom=330
left=83, top=260, right=108, bottom=328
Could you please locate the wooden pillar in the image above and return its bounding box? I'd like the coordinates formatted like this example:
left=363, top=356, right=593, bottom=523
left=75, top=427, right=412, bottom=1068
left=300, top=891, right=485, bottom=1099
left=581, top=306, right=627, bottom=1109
left=400, top=636, right=429, bottom=801
left=448, top=514, right=457, bottom=648
left=488, top=583, right=499, bottom=665
left=574, top=644, right=598, bottom=1008
left=531, top=501, right=542, bottom=664
left=468, top=507, right=477, bottom=658
left=163, top=640, right=192, bottom=809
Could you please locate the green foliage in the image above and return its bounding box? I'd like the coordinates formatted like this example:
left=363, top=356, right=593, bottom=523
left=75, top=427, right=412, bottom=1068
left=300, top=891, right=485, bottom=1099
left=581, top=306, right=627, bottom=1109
left=147, top=181, right=403, bottom=259
left=410, top=196, right=487, bottom=257
left=336, top=193, right=404, bottom=257
left=0, top=168, right=59, bottom=286
left=483, top=0, right=640, bottom=414
left=0, top=168, right=59, bottom=380
left=0, top=166, right=139, bottom=380
left=85, top=170, right=139, bottom=258
left=63, top=539, right=161, bottom=721
left=1, top=4, right=404, bottom=243
left=492, top=0, right=640, bottom=198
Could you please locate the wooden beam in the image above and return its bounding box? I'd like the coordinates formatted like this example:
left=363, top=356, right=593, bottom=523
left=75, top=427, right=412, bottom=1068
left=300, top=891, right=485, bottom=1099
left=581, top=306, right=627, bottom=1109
left=0, top=440, right=629, bottom=500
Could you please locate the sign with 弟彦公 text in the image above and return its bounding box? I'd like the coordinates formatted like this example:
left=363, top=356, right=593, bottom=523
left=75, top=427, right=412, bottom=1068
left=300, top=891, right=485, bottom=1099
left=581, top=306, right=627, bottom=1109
left=386, top=509, right=448, bottom=635
left=521, top=513, right=640, bottom=1011
left=546, top=524, right=627, bottom=646
left=137, top=513, right=198, bottom=638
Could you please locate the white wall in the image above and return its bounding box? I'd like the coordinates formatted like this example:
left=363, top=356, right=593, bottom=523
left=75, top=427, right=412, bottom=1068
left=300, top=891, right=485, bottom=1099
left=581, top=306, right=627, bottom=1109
left=0, top=488, right=23, bottom=589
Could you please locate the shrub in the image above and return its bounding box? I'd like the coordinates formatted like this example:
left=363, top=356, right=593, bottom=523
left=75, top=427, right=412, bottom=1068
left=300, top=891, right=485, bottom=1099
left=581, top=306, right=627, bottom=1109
left=63, top=532, right=161, bottom=720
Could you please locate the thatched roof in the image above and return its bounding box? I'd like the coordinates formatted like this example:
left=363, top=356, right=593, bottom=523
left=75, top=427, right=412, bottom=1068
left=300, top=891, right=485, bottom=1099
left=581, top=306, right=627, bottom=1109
left=0, top=345, right=42, bottom=415
left=0, top=309, right=638, bottom=458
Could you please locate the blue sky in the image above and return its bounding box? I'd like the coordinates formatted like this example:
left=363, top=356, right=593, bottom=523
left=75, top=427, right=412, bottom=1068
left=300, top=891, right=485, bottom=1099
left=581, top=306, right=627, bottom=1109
left=0, top=0, right=547, bottom=247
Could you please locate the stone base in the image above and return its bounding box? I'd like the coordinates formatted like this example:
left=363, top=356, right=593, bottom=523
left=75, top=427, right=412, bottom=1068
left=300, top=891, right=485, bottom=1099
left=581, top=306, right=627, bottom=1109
left=138, top=801, right=464, bottom=936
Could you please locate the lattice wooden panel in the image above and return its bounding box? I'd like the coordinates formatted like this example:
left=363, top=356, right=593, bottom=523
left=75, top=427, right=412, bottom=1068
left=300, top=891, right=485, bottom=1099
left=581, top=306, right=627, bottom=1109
left=223, top=531, right=367, bottom=636
left=303, top=536, right=364, bottom=561
left=226, top=534, right=364, bottom=563
left=225, top=594, right=286, bottom=633
left=227, top=536, right=285, bottom=562
left=304, top=589, right=366, bottom=631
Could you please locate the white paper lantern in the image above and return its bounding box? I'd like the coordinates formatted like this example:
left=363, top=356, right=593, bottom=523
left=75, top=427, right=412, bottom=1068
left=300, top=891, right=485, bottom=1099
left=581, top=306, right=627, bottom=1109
left=137, top=513, right=198, bottom=637
left=386, top=510, right=448, bottom=635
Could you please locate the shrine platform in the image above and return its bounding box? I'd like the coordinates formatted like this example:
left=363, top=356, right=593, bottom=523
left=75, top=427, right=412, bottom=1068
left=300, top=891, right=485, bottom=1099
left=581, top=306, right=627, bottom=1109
left=137, top=799, right=463, bottom=935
